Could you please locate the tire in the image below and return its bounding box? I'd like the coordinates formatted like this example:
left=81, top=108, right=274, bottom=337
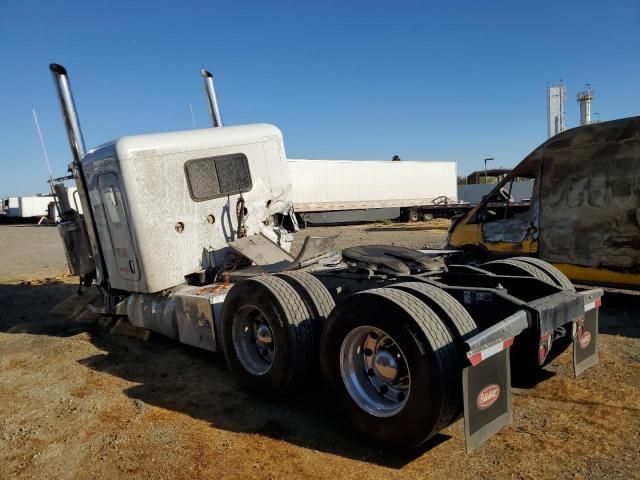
left=390, top=282, right=478, bottom=343
left=481, top=258, right=555, bottom=284
left=221, top=275, right=314, bottom=397
left=275, top=271, right=335, bottom=338
left=511, top=257, right=575, bottom=291
left=454, top=247, right=488, bottom=267
left=405, top=207, right=420, bottom=223
left=421, top=213, right=434, bottom=222
left=390, top=282, right=478, bottom=424
left=320, top=287, right=460, bottom=448
left=480, top=259, right=568, bottom=377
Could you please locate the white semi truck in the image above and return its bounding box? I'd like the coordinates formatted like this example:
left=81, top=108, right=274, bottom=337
left=47, top=64, right=602, bottom=453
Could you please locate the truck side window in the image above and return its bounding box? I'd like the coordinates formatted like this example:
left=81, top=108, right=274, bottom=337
left=184, top=153, right=252, bottom=202
left=103, top=185, right=121, bottom=224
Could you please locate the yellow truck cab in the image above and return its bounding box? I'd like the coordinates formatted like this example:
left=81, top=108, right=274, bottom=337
left=447, top=116, right=640, bottom=289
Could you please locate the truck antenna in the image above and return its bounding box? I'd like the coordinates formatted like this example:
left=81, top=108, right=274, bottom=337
left=189, top=103, right=197, bottom=128
left=32, top=108, right=54, bottom=178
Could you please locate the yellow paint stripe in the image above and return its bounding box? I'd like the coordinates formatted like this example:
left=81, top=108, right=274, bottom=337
left=553, top=263, right=640, bottom=289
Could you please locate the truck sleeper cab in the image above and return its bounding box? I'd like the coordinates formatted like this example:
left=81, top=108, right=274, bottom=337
left=447, top=116, right=640, bottom=289
left=82, top=125, right=294, bottom=294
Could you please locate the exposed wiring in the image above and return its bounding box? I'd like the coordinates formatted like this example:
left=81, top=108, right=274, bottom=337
left=236, top=195, right=247, bottom=239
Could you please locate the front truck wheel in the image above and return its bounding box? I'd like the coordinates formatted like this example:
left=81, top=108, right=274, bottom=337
left=221, top=275, right=314, bottom=397
left=320, top=287, right=461, bottom=449
left=454, top=247, right=488, bottom=267
left=403, top=207, right=420, bottom=222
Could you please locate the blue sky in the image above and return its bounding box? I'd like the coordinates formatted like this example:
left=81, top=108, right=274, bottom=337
left=1, top=0, right=638, bottom=196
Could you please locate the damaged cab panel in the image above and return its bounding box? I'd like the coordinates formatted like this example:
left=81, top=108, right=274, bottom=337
left=448, top=116, right=640, bottom=288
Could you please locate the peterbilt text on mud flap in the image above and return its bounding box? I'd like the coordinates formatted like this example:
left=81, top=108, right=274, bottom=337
left=447, top=116, right=640, bottom=290
left=47, top=63, right=603, bottom=453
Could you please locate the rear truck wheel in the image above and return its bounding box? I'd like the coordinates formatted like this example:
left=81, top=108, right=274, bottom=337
left=421, top=213, right=434, bottom=222
left=481, top=258, right=555, bottom=284
left=389, top=282, right=479, bottom=424
left=320, top=287, right=460, bottom=448
left=221, top=275, right=314, bottom=397
left=509, top=257, right=575, bottom=291
left=275, top=271, right=335, bottom=339
left=405, top=207, right=420, bottom=223
left=480, top=259, right=570, bottom=377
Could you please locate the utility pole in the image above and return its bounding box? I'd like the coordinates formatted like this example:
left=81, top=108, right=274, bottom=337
left=484, top=157, right=494, bottom=184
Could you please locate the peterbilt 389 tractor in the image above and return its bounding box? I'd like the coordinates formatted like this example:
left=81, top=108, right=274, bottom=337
left=48, top=63, right=602, bottom=453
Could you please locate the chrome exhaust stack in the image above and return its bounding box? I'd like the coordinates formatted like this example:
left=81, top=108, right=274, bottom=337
left=49, top=64, right=86, bottom=164
left=200, top=69, right=223, bottom=127
left=49, top=63, right=100, bottom=282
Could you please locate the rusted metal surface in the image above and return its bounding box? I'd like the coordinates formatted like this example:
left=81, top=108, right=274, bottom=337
left=452, top=115, right=640, bottom=282
left=538, top=116, right=640, bottom=273
left=481, top=197, right=540, bottom=244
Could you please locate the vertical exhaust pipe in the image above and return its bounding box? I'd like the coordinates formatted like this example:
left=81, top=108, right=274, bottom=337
left=48, top=63, right=101, bottom=283
left=49, top=64, right=87, bottom=164
left=200, top=69, right=223, bottom=127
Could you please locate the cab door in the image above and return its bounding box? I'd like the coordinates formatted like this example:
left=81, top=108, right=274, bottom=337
left=98, top=173, right=140, bottom=281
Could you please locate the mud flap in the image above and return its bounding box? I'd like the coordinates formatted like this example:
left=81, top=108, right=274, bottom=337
left=573, top=292, right=602, bottom=376
left=463, top=348, right=512, bottom=453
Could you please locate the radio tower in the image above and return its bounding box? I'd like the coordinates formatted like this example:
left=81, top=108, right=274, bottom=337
left=547, top=81, right=567, bottom=138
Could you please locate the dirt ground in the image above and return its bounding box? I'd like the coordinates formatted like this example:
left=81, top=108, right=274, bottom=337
left=1, top=222, right=639, bottom=479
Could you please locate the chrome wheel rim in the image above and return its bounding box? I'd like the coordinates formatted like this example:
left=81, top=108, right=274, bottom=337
left=340, top=326, right=411, bottom=417
left=232, top=305, right=276, bottom=375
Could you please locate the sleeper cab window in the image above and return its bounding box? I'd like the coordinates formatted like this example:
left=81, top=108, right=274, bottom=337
left=184, top=153, right=252, bottom=202
left=103, top=185, right=121, bottom=223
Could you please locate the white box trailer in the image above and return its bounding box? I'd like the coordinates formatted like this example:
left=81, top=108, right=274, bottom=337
left=49, top=186, right=83, bottom=220
left=5, top=188, right=82, bottom=221
left=6, top=197, right=20, bottom=217
left=288, top=159, right=458, bottom=224
left=17, top=195, right=54, bottom=218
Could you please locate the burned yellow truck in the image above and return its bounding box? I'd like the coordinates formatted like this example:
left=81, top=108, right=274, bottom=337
left=447, top=116, right=640, bottom=289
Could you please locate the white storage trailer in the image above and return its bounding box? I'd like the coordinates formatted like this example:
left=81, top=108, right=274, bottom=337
left=3, top=189, right=82, bottom=221
left=5, top=197, right=20, bottom=217
left=16, top=195, right=54, bottom=218
left=288, top=159, right=457, bottom=224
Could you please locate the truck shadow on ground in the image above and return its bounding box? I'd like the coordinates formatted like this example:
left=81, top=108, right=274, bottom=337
left=81, top=331, right=451, bottom=469
left=1, top=281, right=637, bottom=468
left=598, top=291, right=640, bottom=338
left=365, top=225, right=449, bottom=232
left=0, top=281, right=449, bottom=469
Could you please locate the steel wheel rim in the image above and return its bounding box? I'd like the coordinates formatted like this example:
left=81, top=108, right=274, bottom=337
left=340, top=325, right=411, bottom=417
left=232, top=305, right=276, bottom=376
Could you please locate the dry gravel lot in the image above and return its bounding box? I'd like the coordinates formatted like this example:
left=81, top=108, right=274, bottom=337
left=0, top=223, right=639, bottom=479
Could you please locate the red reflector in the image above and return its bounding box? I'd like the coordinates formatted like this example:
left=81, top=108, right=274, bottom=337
left=595, top=298, right=602, bottom=308
left=503, top=337, right=514, bottom=349
left=538, top=344, right=547, bottom=364
left=467, top=352, right=482, bottom=367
